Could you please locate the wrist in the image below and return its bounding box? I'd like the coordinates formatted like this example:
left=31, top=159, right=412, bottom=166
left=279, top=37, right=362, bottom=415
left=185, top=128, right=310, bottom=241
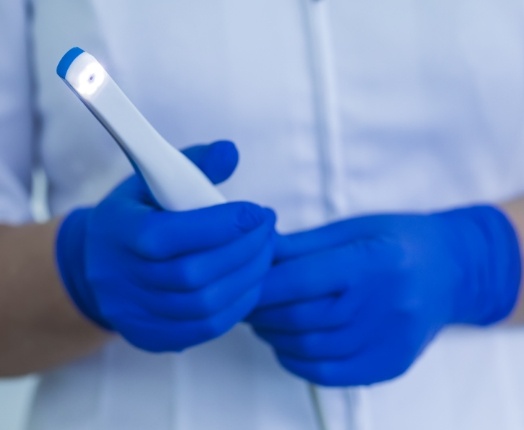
left=55, top=208, right=112, bottom=330
left=440, top=205, right=521, bottom=325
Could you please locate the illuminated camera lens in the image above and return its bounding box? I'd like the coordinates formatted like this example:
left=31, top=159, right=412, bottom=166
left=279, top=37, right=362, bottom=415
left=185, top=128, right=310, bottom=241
left=75, top=62, right=106, bottom=96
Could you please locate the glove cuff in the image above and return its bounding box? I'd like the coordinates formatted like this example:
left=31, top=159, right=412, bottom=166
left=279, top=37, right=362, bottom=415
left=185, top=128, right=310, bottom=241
left=443, top=205, right=521, bottom=325
left=55, top=208, right=112, bottom=330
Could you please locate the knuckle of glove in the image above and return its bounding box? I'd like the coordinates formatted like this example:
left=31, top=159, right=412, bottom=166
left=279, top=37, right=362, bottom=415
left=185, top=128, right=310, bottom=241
left=312, top=364, right=344, bottom=387
left=384, top=325, right=426, bottom=380
left=174, top=260, right=208, bottom=289
left=191, top=289, right=224, bottom=318
left=198, top=315, right=231, bottom=343
left=381, top=354, right=414, bottom=384
left=293, top=333, right=322, bottom=358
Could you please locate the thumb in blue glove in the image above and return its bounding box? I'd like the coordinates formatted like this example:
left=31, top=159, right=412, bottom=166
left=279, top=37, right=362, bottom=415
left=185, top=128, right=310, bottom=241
left=248, top=205, right=521, bottom=386
left=57, top=140, right=277, bottom=352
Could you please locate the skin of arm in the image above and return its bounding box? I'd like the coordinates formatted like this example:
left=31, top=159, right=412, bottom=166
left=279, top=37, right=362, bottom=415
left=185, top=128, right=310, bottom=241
left=0, top=219, right=110, bottom=377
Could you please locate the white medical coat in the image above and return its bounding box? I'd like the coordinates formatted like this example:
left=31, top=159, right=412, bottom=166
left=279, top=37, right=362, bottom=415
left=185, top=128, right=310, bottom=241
left=2, top=0, right=524, bottom=429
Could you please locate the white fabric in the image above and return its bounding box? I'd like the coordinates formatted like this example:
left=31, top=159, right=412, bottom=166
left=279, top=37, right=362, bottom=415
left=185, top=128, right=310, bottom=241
left=0, top=0, right=34, bottom=224
left=1, top=0, right=524, bottom=428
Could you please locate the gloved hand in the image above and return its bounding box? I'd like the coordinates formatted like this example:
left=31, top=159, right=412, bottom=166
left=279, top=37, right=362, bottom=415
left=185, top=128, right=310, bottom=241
left=56, top=140, right=276, bottom=352
left=248, top=206, right=521, bottom=386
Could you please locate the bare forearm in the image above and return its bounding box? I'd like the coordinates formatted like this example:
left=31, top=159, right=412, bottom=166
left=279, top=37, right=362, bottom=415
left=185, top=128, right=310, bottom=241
left=0, top=220, right=109, bottom=376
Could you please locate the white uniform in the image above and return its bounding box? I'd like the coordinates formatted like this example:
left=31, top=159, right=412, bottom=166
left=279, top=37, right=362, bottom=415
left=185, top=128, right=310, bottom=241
left=2, top=0, right=524, bottom=429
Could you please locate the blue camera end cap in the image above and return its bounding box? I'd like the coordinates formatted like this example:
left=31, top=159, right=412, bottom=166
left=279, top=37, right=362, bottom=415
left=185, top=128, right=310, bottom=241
left=57, top=47, right=85, bottom=79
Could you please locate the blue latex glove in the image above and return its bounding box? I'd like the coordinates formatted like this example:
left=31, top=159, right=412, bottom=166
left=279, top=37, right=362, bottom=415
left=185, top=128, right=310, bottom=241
left=248, top=206, right=521, bottom=386
left=57, top=140, right=276, bottom=352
